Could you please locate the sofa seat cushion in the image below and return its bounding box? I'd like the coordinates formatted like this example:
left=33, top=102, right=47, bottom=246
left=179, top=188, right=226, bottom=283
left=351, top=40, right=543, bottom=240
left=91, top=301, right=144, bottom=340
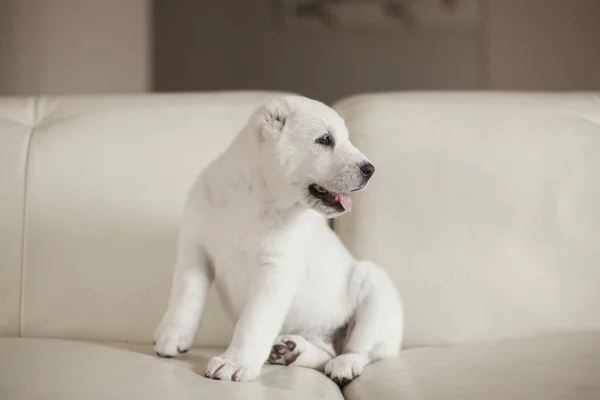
left=344, top=332, right=600, bottom=400
left=0, top=338, right=343, bottom=400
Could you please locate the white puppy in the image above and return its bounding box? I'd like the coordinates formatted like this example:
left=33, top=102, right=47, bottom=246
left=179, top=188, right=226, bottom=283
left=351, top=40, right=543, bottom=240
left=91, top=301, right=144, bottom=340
left=154, top=96, right=403, bottom=386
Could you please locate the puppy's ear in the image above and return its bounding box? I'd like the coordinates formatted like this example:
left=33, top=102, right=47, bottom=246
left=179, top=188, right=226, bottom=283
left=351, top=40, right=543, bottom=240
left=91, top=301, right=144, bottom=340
left=260, top=98, right=290, bottom=138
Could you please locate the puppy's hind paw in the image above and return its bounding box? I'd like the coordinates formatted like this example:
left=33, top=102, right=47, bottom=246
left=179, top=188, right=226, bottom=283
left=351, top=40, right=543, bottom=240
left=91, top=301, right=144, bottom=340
left=325, top=353, right=367, bottom=387
left=267, top=335, right=302, bottom=366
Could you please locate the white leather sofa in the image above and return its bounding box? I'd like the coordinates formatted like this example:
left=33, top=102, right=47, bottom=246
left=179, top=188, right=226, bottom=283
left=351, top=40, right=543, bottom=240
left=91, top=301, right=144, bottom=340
left=1, top=92, right=599, bottom=400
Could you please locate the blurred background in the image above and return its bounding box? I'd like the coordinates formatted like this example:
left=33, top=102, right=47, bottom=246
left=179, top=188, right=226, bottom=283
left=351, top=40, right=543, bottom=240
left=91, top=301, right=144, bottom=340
left=0, top=0, right=599, bottom=103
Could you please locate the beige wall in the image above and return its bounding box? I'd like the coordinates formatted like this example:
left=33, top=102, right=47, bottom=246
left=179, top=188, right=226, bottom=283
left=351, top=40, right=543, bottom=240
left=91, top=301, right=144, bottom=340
left=154, top=1, right=484, bottom=103
left=154, top=1, right=600, bottom=100
left=485, top=0, right=600, bottom=90
left=2, top=1, right=599, bottom=97
left=0, top=0, right=151, bottom=95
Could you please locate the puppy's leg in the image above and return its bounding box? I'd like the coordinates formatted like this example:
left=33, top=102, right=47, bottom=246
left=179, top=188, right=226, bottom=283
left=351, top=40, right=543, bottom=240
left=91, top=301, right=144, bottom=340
left=204, top=259, right=299, bottom=382
left=154, top=208, right=213, bottom=357
left=267, top=335, right=334, bottom=370
left=325, top=261, right=403, bottom=386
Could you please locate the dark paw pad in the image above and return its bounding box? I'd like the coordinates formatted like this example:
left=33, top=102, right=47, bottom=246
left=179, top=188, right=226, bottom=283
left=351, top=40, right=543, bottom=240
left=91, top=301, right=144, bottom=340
left=267, top=340, right=300, bottom=366
left=283, top=340, right=296, bottom=351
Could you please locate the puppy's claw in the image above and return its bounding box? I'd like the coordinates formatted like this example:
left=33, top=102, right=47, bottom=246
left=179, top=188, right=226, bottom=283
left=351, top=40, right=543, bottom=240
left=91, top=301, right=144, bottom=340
left=204, top=355, right=260, bottom=382
left=324, top=354, right=365, bottom=387
left=153, top=320, right=195, bottom=359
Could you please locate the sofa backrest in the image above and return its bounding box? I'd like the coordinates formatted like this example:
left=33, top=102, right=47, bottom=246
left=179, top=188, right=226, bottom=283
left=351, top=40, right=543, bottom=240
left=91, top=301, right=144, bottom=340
left=333, top=92, right=600, bottom=347
left=0, top=92, right=288, bottom=346
left=0, top=98, right=32, bottom=337
left=2, top=92, right=599, bottom=348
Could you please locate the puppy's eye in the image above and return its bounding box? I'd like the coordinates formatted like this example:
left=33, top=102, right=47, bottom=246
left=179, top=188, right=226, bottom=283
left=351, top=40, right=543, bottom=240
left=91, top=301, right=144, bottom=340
left=315, top=133, right=333, bottom=147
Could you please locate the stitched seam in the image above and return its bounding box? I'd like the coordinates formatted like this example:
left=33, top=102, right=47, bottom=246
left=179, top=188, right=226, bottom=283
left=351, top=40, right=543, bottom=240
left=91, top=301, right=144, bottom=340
left=18, top=98, right=38, bottom=337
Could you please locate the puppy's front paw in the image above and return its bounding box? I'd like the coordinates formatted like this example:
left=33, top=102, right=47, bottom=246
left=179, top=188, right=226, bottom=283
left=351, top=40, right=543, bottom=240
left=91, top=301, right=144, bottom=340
left=204, top=355, right=261, bottom=382
left=153, top=319, right=195, bottom=358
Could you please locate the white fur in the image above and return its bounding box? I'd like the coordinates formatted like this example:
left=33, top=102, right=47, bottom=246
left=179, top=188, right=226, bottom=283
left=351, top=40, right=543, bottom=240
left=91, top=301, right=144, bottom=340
left=154, top=96, right=403, bottom=385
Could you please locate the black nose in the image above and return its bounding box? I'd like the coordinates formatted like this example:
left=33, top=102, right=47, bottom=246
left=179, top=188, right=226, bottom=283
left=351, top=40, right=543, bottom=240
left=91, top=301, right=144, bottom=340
left=360, top=162, right=375, bottom=179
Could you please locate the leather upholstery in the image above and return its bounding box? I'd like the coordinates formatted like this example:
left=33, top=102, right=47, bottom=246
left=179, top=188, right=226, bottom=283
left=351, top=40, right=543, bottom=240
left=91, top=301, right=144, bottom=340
left=344, top=332, right=600, bottom=400
left=1, top=91, right=599, bottom=399
left=1, top=92, right=289, bottom=345
left=3, top=333, right=598, bottom=400
left=334, top=92, right=600, bottom=348
left=0, top=338, right=344, bottom=400
left=0, top=98, right=36, bottom=336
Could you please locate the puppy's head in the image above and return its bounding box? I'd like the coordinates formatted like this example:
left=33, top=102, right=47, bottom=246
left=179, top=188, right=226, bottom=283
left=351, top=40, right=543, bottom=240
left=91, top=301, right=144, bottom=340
left=256, top=96, right=374, bottom=217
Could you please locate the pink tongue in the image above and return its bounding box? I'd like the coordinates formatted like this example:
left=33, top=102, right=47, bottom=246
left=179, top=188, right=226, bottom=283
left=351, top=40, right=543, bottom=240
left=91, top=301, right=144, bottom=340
left=334, top=193, right=352, bottom=211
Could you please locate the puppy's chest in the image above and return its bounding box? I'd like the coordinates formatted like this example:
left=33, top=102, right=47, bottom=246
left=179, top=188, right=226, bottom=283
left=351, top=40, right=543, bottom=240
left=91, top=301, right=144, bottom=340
left=201, top=206, right=289, bottom=270
left=201, top=208, right=288, bottom=315
left=205, top=207, right=274, bottom=248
